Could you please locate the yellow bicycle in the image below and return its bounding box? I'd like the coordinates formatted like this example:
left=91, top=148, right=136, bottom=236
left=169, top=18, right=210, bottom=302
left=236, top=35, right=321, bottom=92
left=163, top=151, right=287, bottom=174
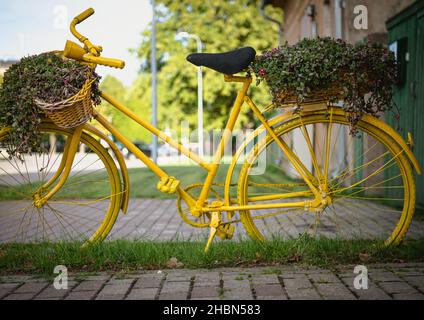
left=0, top=9, right=421, bottom=251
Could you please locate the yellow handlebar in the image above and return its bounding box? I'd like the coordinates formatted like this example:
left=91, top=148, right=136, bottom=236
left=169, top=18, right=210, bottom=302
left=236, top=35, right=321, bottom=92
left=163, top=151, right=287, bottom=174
left=74, top=8, right=94, bottom=24
left=64, top=40, right=125, bottom=69
left=66, top=8, right=126, bottom=69
left=84, top=56, right=126, bottom=69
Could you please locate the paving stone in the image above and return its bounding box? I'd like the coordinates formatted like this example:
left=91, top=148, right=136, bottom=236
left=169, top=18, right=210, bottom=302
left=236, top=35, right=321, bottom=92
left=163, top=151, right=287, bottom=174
left=13, top=281, right=48, bottom=294
left=221, top=278, right=252, bottom=300
left=65, top=291, right=97, bottom=300
left=35, top=284, right=72, bottom=299
left=73, top=280, right=106, bottom=292
left=378, top=281, right=418, bottom=294
left=394, top=269, right=424, bottom=276
left=283, top=277, right=314, bottom=290
left=286, top=288, right=321, bottom=300
left=194, top=272, right=220, bottom=286
left=256, top=295, right=287, bottom=300
left=400, top=275, right=424, bottom=288
left=392, top=292, right=424, bottom=300
left=97, top=279, right=134, bottom=297
left=95, top=294, right=125, bottom=300
left=159, top=292, right=188, bottom=300
left=107, top=278, right=135, bottom=286
left=81, top=274, right=111, bottom=281
left=309, top=273, right=340, bottom=284
left=165, top=274, right=193, bottom=282
left=280, top=273, right=302, bottom=279
left=314, top=283, right=356, bottom=300
left=222, top=292, right=253, bottom=300
left=251, top=275, right=281, bottom=285
left=369, top=272, right=402, bottom=282
left=191, top=286, right=220, bottom=299
left=254, top=284, right=285, bottom=297
left=0, top=275, right=33, bottom=283
left=126, top=288, right=158, bottom=300
left=340, top=277, right=391, bottom=300
left=133, top=276, right=163, bottom=289
left=0, top=289, right=12, bottom=299
left=0, top=283, right=21, bottom=299
left=222, top=281, right=251, bottom=296
left=161, top=281, right=190, bottom=294
left=3, top=293, right=36, bottom=300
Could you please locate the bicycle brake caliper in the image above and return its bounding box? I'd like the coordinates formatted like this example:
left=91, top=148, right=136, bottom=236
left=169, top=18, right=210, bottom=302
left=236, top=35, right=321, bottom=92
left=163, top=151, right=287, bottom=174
left=156, top=176, right=180, bottom=194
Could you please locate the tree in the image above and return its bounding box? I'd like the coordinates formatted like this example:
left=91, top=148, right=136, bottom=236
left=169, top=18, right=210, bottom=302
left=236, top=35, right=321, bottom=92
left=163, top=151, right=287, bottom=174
left=99, top=75, right=151, bottom=143
left=135, top=0, right=282, bottom=134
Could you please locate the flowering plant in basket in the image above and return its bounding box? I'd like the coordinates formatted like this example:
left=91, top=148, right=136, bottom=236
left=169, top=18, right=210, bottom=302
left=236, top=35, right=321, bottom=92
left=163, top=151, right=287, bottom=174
left=0, top=52, right=101, bottom=159
left=250, top=37, right=398, bottom=133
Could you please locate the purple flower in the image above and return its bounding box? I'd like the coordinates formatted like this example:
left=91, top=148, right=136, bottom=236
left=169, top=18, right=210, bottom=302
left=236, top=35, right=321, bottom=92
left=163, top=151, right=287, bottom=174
left=259, top=68, right=266, bottom=77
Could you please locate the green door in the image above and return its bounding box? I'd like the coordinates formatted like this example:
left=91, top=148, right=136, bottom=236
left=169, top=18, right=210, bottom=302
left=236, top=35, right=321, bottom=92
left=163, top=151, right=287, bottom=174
left=387, top=1, right=424, bottom=206
left=415, top=11, right=424, bottom=205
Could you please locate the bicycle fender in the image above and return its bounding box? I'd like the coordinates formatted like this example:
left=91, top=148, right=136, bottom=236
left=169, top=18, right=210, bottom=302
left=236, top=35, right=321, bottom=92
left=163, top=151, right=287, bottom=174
left=82, top=124, right=130, bottom=214
left=361, top=114, right=422, bottom=175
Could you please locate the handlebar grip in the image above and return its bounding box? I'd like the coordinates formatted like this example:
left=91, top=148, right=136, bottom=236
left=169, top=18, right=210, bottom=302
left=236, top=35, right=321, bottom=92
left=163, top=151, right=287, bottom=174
left=74, top=8, right=95, bottom=23
left=83, top=55, right=126, bottom=69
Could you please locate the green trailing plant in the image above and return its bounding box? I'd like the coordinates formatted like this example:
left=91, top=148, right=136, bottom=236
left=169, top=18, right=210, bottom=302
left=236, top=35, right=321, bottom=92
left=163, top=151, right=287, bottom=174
left=0, top=52, right=101, bottom=159
left=250, top=37, right=398, bottom=133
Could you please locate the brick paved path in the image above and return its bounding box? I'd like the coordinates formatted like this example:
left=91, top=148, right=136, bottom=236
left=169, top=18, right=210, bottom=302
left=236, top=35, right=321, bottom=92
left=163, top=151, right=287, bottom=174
left=1, top=263, right=424, bottom=300
left=1, top=198, right=424, bottom=242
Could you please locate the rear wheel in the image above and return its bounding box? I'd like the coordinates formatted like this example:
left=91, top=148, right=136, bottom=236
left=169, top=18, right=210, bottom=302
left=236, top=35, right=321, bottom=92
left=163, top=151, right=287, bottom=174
left=0, top=123, right=122, bottom=244
left=237, top=108, right=416, bottom=244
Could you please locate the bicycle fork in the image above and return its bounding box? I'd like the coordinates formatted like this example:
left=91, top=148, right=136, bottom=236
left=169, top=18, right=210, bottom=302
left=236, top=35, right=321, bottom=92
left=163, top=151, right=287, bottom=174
left=33, top=125, right=84, bottom=208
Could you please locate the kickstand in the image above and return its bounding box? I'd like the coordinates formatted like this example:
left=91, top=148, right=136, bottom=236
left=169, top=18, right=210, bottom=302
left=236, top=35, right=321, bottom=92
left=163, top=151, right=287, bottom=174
left=204, top=211, right=220, bottom=253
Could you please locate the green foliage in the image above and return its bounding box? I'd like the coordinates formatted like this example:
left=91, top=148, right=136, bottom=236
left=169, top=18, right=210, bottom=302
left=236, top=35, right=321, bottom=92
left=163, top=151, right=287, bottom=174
left=0, top=53, right=101, bottom=159
left=99, top=75, right=152, bottom=143
left=134, top=0, right=282, bottom=134
left=251, top=37, right=398, bottom=131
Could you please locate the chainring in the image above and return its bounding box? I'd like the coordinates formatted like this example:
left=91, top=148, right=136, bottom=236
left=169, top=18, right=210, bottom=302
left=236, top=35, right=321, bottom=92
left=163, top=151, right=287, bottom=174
left=176, top=184, right=222, bottom=228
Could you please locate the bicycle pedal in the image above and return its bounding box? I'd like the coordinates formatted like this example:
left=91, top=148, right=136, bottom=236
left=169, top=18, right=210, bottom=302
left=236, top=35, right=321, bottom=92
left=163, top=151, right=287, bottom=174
left=156, top=176, right=180, bottom=194
left=225, top=224, right=235, bottom=239
left=216, top=224, right=235, bottom=240
left=216, top=228, right=227, bottom=240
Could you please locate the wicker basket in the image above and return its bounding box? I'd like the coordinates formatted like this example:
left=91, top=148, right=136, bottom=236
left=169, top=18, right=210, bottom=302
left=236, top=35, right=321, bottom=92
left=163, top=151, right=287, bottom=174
left=275, top=84, right=346, bottom=106
left=35, top=77, right=95, bottom=129
left=272, top=72, right=372, bottom=107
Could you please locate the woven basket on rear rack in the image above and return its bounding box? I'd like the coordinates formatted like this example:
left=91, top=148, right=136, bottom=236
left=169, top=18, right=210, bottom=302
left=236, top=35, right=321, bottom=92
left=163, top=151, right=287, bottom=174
left=35, top=77, right=95, bottom=129
left=275, top=86, right=346, bottom=106
left=271, top=73, right=371, bottom=108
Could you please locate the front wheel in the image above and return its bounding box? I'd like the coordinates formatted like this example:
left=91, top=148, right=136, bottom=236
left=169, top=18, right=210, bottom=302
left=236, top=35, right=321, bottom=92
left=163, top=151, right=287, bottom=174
left=237, top=108, right=416, bottom=245
left=0, top=123, right=122, bottom=244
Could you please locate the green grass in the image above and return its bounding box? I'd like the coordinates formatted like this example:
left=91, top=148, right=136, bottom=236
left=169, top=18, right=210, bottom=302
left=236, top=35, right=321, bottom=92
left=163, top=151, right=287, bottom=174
left=0, top=164, right=298, bottom=200
left=1, top=237, right=423, bottom=276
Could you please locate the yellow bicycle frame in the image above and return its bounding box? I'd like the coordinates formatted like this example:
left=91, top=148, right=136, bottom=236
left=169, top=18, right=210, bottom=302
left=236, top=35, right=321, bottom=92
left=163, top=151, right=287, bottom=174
left=88, top=74, right=322, bottom=214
